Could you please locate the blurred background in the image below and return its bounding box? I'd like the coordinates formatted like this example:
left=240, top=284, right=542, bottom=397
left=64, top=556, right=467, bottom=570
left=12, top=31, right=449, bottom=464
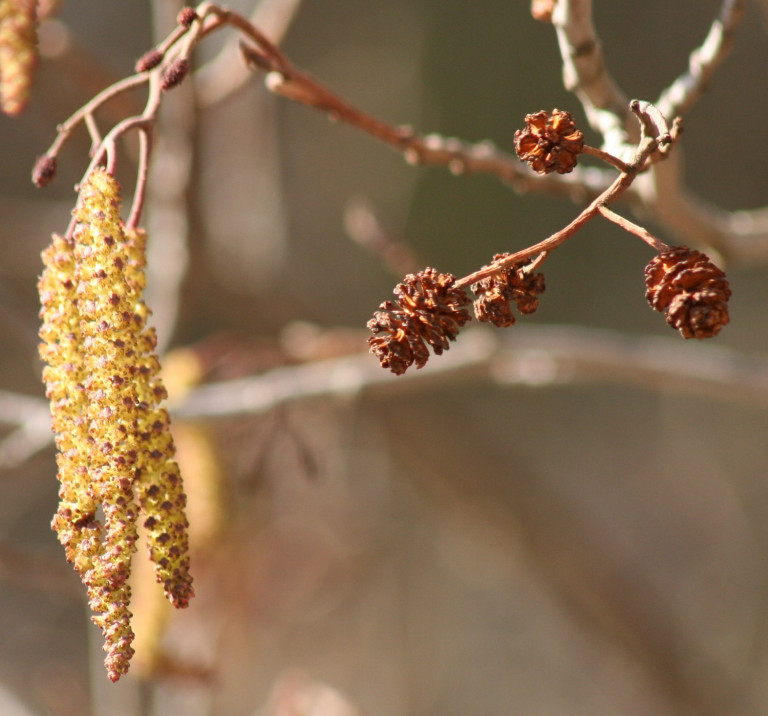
left=2, top=0, right=768, bottom=714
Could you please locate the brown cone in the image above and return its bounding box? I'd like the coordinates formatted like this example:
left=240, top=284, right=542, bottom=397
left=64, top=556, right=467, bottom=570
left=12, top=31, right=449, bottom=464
left=514, top=109, right=584, bottom=175
left=644, top=246, right=730, bottom=339
left=368, top=268, right=472, bottom=375
left=471, top=255, right=546, bottom=328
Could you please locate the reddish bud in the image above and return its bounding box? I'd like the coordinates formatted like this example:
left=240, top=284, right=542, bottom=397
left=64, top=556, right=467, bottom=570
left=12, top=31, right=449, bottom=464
left=135, top=49, right=163, bottom=73
left=32, top=154, right=57, bottom=187
left=177, top=7, right=198, bottom=28
left=161, top=58, right=190, bottom=91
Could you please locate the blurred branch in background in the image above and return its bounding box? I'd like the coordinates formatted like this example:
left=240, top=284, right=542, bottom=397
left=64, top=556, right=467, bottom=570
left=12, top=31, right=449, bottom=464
left=2, top=325, right=768, bottom=471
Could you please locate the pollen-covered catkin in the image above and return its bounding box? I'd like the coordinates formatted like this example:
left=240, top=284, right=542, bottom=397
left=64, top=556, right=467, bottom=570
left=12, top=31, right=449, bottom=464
left=0, top=0, right=38, bottom=115
left=72, top=169, right=143, bottom=681
left=125, top=228, right=194, bottom=608
left=40, top=234, right=105, bottom=579
left=40, top=169, right=193, bottom=682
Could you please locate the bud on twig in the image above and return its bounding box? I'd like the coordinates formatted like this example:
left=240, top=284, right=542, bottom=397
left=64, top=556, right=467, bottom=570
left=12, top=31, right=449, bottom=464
left=135, top=48, right=163, bottom=73
left=161, top=57, right=190, bottom=90
left=32, top=154, right=57, bottom=187
left=177, top=7, right=198, bottom=28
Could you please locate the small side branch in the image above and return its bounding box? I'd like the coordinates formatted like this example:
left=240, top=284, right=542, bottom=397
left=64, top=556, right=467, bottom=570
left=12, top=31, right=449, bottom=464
left=551, top=0, right=633, bottom=152
left=597, top=205, right=670, bottom=253
left=455, top=103, right=669, bottom=289
left=655, top=0, right=746, bottom=120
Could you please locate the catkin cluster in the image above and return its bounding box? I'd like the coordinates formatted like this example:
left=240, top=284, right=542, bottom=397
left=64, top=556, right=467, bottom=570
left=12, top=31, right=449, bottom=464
left=39, top=169, right=193, bottom=681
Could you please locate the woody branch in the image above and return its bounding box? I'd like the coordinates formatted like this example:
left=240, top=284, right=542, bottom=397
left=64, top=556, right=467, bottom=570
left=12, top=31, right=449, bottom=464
left=549, top=0, right=768, bottom=265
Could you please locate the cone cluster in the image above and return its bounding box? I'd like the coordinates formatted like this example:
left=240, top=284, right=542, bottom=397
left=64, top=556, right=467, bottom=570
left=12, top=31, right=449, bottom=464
left=39, top=169, right=193, bottom=681
left=471, top=255, right=546, bottom=327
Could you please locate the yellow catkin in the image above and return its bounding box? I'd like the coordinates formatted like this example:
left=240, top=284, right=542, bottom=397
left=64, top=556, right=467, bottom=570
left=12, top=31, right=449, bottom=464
left=40, top=234, right=105, bottom=579
left=40, top=169, right=194, bottom=681
left=125, top=228, right=194, bottom=608
left=0, top=0, right=38, bottom=115
left=72, top=169, right=143, bottom=681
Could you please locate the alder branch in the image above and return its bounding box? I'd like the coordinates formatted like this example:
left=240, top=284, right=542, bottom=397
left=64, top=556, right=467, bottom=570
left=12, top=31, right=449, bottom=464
left=655, top=0, right=746, bottom=121
left=550, top=0, right=634, bottom=154
left=195, top=0, right=306, bottom=107
left=171, top=326, right=768, bottom=419
left=550, top=0, right=768, bottom=265
left=454, top=103, right=676, bottom=289
left=34, top=2, right=617, bottom=224
left=238, top=41, right=616, bottom=200
left=6, top=315, right=768, bottom=469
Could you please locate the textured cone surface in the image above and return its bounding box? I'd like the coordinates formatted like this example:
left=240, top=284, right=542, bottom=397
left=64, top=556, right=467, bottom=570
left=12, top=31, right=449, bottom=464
left=472, top=255, right=546, bottom=327
left=514, top=109, right=583, bottom=175
left=644, top=246, right=730, bottom=339
left=368, top=268, right=471, bottom=375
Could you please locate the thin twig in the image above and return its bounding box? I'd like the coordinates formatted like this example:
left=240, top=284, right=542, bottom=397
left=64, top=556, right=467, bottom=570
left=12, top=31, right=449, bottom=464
left=195, top=0, right=306, bottom=107
left=238, top=42, right=585, bottom=192
left=142, top=0, right=198, bottom=352
left=455, top=106, right=664, bottom=289
left=548, top=0, right=768, bottom=266
left=581, top=144, right=630, bottom=173
left=5, top=314, right=768, bottom=469
left=597, top=204, right=670, bottom=253
left=45, top=73, right=148, bottom=158
left=127, top=127, right=153, bottom=231
left=655, top=0, right=746, bottom=121
left=551, top=0, right=634, bottom=153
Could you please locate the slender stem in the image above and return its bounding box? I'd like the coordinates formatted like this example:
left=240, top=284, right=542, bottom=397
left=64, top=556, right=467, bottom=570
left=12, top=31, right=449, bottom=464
left=127, top=128, right=153, bottom=230
left=597, top=205, right=670, bottom=253
left=46, top=74, right=149, bottom=158
left=455, top=123, right=662, bottom=289
left=84, top=113, right=102, bottom=156
left=581, top=144, right=630, bottom=173
left=455, top=196, right=601, bottom=289
left=526, top=251, right=550, bottom=273
left=155, top=22, right=190, bottom=56
left=239, top=43, right=529, bottom=185
left=655, top=0, right=746, bottom=121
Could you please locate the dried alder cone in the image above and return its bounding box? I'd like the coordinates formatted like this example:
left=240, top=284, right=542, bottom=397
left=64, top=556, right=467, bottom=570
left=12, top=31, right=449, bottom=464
left=0, top=0, right=38, bottom=115
left=515, top=109, right=584, bottom=175
left=367, top=268, right=472, bottom=375
left=39, top=169, right=193, bottom=681
left=472, top=255, right=546, bottom=327
left=644, top=247, right=731, bottom=339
